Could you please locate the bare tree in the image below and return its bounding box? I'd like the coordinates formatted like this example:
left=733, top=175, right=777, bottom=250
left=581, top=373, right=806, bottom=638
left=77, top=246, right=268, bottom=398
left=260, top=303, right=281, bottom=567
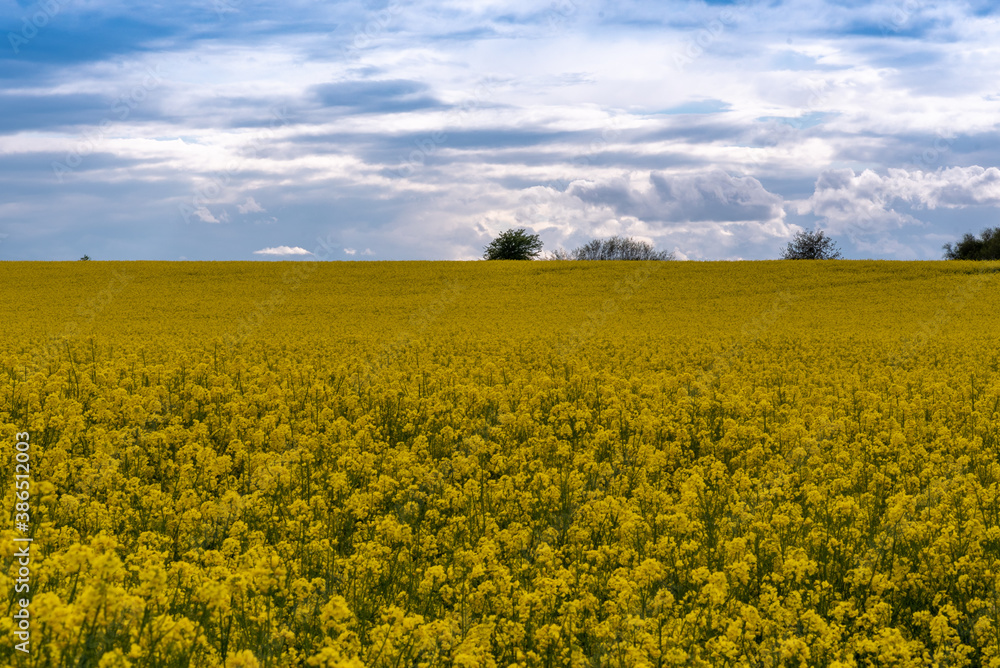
left=780, top=228, right=843, bottom=259
left=547, top=236, right=674, bottom=260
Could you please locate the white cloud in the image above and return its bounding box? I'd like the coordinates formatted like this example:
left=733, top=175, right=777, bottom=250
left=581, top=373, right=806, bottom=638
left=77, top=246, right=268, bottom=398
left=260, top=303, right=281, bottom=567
left=238, top=197, right=265, bottom=214
left=253, top=245, right=312, bottom=256
left=806, top=166, right=1000, bottom=235
left=894, top=166, right=1000, bottom=208
left=566, top=170, right=787, bottom=226
left=362, top=248, right=375, bottom=256
left=457, top=171, right=792, bottom=261
left=194, top=207, right=220, bottom=223
left=8, top=2, right=1000, bottom=261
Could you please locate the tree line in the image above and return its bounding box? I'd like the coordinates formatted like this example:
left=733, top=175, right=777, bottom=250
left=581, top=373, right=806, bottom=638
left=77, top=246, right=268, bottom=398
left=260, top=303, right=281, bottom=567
left=74, top=227, right=1000, bottom=262
left=483, top=230, right=675, bottom=261
left=483, top=227, right=1000, bottom=261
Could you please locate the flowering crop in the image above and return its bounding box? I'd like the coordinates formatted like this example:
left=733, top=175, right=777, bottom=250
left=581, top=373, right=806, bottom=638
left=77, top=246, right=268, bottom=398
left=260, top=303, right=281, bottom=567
left=2, top=260, right=1000, bottom=667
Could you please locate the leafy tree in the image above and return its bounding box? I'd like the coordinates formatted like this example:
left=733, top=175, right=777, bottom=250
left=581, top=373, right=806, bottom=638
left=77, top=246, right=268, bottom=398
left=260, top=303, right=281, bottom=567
left=943, top=227, right=1000, bottom=260
left=483, top=228, right=543, bottom=260
left=79, top=254, right=91, bottom=261
left=780, top=228, right=843, bottom=260
left=561, top=235, right=674, bottom=261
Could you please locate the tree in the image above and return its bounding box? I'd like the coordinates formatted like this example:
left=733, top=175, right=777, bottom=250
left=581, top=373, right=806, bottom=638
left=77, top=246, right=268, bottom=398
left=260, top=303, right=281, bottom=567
left=543, top=248, right=573, bottom=260
left=79, top=254, right=91, bottom=261
left=563, top=235, right=674, bottom=261
left=943, top=227, right=1000, bottom=260
left=780, top=228, right=843, bottom=259
left=483, top=228, right=543, bottom=260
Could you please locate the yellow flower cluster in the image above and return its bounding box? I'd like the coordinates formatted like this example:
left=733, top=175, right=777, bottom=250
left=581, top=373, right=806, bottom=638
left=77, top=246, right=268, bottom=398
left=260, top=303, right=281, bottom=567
left=1, top=260, right=1000, bottom=666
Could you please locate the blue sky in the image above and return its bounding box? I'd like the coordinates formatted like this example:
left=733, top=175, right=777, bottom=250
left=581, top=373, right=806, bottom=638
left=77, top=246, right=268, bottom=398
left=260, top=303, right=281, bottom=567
left=1, top=0, right=999, bottom=260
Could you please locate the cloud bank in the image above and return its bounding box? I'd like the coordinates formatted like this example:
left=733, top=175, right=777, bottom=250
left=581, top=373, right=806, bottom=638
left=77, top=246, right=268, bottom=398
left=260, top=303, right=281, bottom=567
left=2, top=0, right=1000, bottom=260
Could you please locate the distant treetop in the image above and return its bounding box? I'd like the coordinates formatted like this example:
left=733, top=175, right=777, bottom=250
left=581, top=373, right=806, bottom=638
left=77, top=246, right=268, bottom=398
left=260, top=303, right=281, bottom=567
left=780, top=228, right=843, bottom=260
left=483, top=228, right=544, bottom=260
left=943, top=227, right=1000, bottom=260
left=547, top=235, right=675, bottom=261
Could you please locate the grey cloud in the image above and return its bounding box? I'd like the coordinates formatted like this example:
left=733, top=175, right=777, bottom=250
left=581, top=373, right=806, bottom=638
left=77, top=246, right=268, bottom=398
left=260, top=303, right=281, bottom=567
left=650, top=171, right=784, bottom=223
left=569, top=179, right=644, bottom=217
left=815, top=169, right=853, bottom=191
left=567, top=170, right=786, bottom=225
left=806, top=166, right=1000, bottom=236
left=289, top=127, right=578, bottom=150
left=312, top=79, right=444, bottom=113
left=634, top=121, right=748, bottom=145
left=0, top=92, right=112, bottom=132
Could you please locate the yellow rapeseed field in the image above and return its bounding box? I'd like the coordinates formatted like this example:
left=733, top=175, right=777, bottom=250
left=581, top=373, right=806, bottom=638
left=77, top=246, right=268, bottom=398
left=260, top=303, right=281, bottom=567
left=2, top=260, right=1000, bottom=667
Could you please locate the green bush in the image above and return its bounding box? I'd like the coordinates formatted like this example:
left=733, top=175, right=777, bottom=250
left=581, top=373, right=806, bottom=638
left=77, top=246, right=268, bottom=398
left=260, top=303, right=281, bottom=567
left=943, top=227, right=1000, bottom=260
left=483, top=228, right=543, bottom=260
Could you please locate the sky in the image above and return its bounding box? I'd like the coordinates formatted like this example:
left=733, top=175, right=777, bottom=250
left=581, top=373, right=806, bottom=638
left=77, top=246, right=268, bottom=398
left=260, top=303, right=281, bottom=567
left=1, top=0, right=999, bottom=261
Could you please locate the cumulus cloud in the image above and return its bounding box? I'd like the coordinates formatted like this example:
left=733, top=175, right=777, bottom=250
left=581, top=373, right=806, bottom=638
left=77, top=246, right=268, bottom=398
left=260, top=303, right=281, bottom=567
left=805, top=166, right=1000, bottom=235
left=253, top=246, right=312, bottom=256
left=489, top=170, right=791, bottom=261
left=567, top=170, right=786, bottom=226
left=238, top=197, right=265, bottom=214
left=344, top=248, right=357, bottom=255
left=6, top=1, right=1000, bottom=261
